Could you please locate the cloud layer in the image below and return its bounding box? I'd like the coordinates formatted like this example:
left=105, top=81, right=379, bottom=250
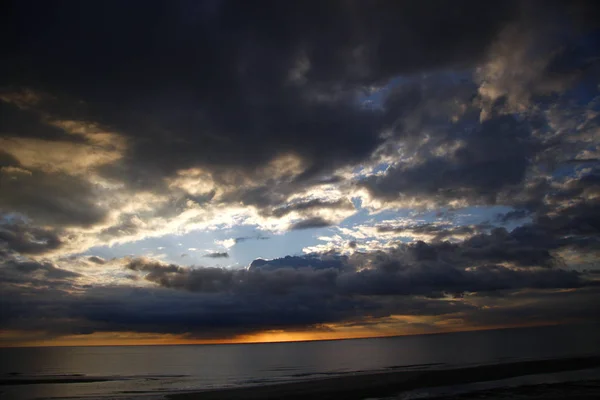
left=1, top=0, right=599, bottom=344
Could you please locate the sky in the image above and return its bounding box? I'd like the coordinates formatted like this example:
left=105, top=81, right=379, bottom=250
left=1, top=0, right=599, bottom=347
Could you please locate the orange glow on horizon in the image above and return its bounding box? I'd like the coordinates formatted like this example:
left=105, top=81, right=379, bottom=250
left=0, top=316, right=570, bottom=348
left=0, top=329, right=397, bottom=348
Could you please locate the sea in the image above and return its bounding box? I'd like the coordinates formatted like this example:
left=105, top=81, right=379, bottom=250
left=1, top=324, right=599, bottom=400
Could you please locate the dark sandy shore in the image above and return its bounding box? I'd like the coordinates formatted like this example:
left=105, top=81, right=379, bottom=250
left=167, top=355, right=600, bottom=400
left=0, top=375, right=117, bottom=386
left=426, top=380, right=600, bottom=400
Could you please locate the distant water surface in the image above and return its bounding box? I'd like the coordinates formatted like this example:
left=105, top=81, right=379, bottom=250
left=1, top=324, right=599, bottom=400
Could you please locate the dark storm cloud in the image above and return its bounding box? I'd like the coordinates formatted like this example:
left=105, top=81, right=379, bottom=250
left=1, top=0, right=600, bottom=342
left=10, top=261, right=79, bottom=280
left=455, top=287, right=600, bottom=329
left=376, top=223, right=489, bottom=242
left=130, top=233, right=591, bottom=298
left=0, top=101, right=75, bottom=142
left=1, top=229, right=596, bottom=339
left=0, top=0, right=523, bottom=186
left=0, top=258, right=80, bottom=289
left=289, top=217, right=333, bottom=230
left=0, top=167, right=107, bottom=227
left=0, top=0, right=595, bottom=229
left=272, top=199, right=354, bottom=218
left=459, top=228, right=558, bottom=268
left=495, top=170, right=600, bottom=254
left=0, top=282, right=378, bottom=338
left=234, top=234, right=269, bottom=244
left=97, top=214, right=142, bottom=240
left=263, top=223, right=568, bottom=270
left=363, top=94, right=597, bottom=219
left=375, top=164, right=600, bottom=266
left=215, top=175, right=349, bottom=214
left=74, top=249, right=583, bottom=336
left=538, top=203, right=600, bottom=242
left=356, top=1, right=599, bottom=208
left=363, top=114, right=538, bottom=205
left=126, top=258, right=187, bottom=285
left=0, top=218, right=62, bottom=255
left=87, top=256, right=106, bottom=264
left=496, top=209, right=530, bottom=223
left=127, top=258, right=342, bottom=295
left=72, top=251, right=600, bottom=333
left=0, top=151, right=20, bottom=168
left=204, top=252, right=229, bottom=259
left=338, top=263, right=585, bottom=297
left=249, top=254, right=348, bottom=271
left=3, top=279, right=594, bottom=340
left=220, top=185, right=290, bottom=210
left=530, top=203, right=600, bottom=254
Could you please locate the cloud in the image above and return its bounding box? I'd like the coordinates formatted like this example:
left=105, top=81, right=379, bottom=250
left=361, top=114, right=538, bottom=207
left=0, top=217, right=62, bottom=255
left=496, top=209, right=530, bottom=223
left=1, top=1, right=600, bottom=343
left=0, top=0, right=596, bottom=255
left=0, top=258, right=80, bottom=289
left=0, top=97, right=72, bottom=142
left=1, top=223, right=597, bottom=341
left=234, top=234, right=269, bottom=244
left=454, top=287, right=600, bottom=329
left=87, top=256, right=106, bottom=265
left=204, top=252, right=229, bottom=259
left=272, top=199, right=354, bottom=218
left=119, top=248, right=592, bottom=328
left=0, top=166, right=108, bottom=228
left=337, top=263, right=585, bottom=297
left=0, top=1, right=524, bottom=187
left=249, top=254, right=348, bottom=271
left=475, top=1, right=600, bottom=121
left=289, top=217, right=333, bottom=230
left=376, top=223, right=489, bottom=242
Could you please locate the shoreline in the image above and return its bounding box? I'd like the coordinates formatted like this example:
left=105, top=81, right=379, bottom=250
left=167, top=355, right=600, bottom=399
left=425, top=380, right=600, bottom=400
left=0, top=376, right=118, bottom=386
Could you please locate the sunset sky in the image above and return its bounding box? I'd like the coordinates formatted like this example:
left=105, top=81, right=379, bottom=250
left=1, top=0, right=599, bottom=347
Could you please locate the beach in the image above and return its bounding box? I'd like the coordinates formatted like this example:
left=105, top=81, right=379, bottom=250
left=166, top=355, right=600, bottom=399
left=425, top=380, right=600, bottom=400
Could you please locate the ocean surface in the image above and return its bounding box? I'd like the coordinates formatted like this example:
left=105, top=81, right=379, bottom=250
left=1, top=324, right=599, bottom=400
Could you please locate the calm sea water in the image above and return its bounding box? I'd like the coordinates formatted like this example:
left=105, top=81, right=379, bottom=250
left=1, top=324, right=599, bottom=400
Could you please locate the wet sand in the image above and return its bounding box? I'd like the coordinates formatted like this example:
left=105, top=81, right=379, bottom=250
left=167, top=355, right=600, bottom=400
left=0, top=375, right=117, bottom=386
left=426, top=380, right=600, bottom=400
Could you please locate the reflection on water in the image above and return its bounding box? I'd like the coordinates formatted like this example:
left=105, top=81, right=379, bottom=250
left=0, top=324, right=598, bottom=400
